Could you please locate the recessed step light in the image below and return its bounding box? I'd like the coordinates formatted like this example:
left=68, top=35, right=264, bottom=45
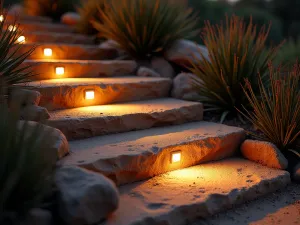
left=85, top=89, right=95, bottom=100
left=55, top=67, right=64, bottom=75
left=44, top=48, right=52, bottom=57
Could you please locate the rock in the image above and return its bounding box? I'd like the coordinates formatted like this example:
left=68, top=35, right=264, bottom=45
left=165, top=39, right=209, bottom=66
left=292, top=162, right=300, bottom=183
left=18, top=121, right=69, bottom=159
left=55, top=166, right=119, bottom=225
left=9, top=88, right=41, bottom=109
left=98, top=39, right=125, bottom=57
left=8, top=4, right=23, bottom=15
left=241, top=139, right=288, bottom=170
left=150, top=57, right=176, bottom=78
left=171, top=73, right=202, bottom=100
left=61, top=12, right=80, bottom=26
left=20, top=105, right=50, bottom=122
left=22, top=208, right=52, bottom=225
left=137, top=66, right=160, bottom=77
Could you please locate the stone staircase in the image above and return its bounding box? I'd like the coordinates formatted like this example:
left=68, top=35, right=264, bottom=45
left=11, top=14, right=290, bottom=225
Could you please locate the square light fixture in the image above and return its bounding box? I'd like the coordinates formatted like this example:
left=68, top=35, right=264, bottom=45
left=44, top=48, right=52, bottom=57
left=0, top=15, right=3, bottom=22
left=85, top=89, right=95, bottom=100
left=17, top=36, right=25, bottom=44
left=55, top=67, right=65, bottom=75
left=8, top=25, right=17, bottom=32
left=171, top=151, right=181, bottom=163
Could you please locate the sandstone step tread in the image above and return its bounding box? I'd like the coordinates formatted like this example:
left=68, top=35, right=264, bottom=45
left=6, top=14, right=52, bottom=23
left=103, top=158, right=290, bottom=225
left=61, top=121, right=244, bottom=185
left=46, top=98, right=203, bottom=140
left=5, top=21, right=74, bottom=33
left=27, top=77, right=171, bottom=110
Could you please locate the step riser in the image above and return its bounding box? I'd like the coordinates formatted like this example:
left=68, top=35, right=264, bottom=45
left=21, top=33, right=95, bottom=45
left=22, top=60, right=137, bottom=80
left=34, top=79, right=172, bottom=110
left=6, top=14, right=52, bottom=23
left=47, top=103, right=203, bottom=140
left=18, top=45, right=117, bottom=60
left=5, top=23, right=74, bottom=33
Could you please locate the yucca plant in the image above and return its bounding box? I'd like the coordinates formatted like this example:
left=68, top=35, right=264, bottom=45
left=275, top=37, right=300, bottom=68
left=23, top=0, right=76, bottom=21
left=91, top=0, right=199, bottom=60
left=0, top=3, right=35, bottom=102
left=240, top=62, right=300, bottom=153
left=188, top=15, right=280, bottom=122
left=76, top=0, right=105, bottom=35
left=0, top=105, right=57, bottom=224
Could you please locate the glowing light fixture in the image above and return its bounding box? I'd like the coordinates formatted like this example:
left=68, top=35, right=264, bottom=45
left=0, top=15, right=3, bottom=22
left=171, top=151, right=181, bottom=163
left=85, top=89, right=95, bottom=100
left=8, top=25, right=17, bottom=32
left=17, top=36, right=25, bottom=44
left=44, top=48, right=52, bottom=57
left=55, top=67, right=65, bottom=75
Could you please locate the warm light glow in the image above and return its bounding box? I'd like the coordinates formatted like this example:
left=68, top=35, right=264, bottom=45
left=85, top=90, right=95, bottom=100
left=55, top=67, right=65, bottom=75
left=44, top=48, right=53, bottom=57
left=0, top=15, right=3, bottom=22
left=17, top=36, right=25, bottom=44
left=8, top=25, right=17, bottom=32
left=171, top=151, right=181, bottom=163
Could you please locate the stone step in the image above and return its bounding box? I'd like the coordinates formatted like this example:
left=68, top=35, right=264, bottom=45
left=21, top=31, right=95, bottom=44
left=46, top=98, right=204, bottom=140
left=60, top=121, right=242, bottom=185
left=27, top=77, right=172, bottom=110
left=101, top=158, right=290, bottom=225
left=18, top=43, right=117, bottom=60
left=22, top=59, right=137, bottom=80
left=6, top=14, right=52, bottom=23
left=5, top=21, right=74, bottom=33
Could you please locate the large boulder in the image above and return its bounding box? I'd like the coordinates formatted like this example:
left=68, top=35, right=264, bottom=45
left=9, top=88, right=41, bottom=108
left=137, top=66, right=160, bottom=77
left=61, top=12, right=80, bottom=26
left=8, top=4, right=23, bottom=15
left=241, top=139, right=288, bottom=170
left=165, top=39, right=209, bottom=67
left=22, top=208, right=53, bottom=225
left=171, top=73, right=202, bottom=100
left=20, top=105, right=50, bottom=122
left=292, top=162, right=300, bottom=183
left=55, top=166, right=119, bottom=225
left=98, top=40, right=126, bottom=58
left=150, top=57, right=176, bottom=78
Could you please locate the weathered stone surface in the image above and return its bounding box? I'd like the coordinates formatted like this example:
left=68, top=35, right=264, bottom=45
left=9, top=88, right=41, bottom=108
left=241, top=139, right=288, bottom=170
left=22, top=208, right=53, bottom=225
left=172, top=73, right=202, bottom=100
left=98, top=39, right=125, bottom=57
left=55, top=166, right=119, bottom=225
left=62, top=121, right=244, bottom=185
left=18, top=121, right=69, bottom=159
left=18, top=43, right=117, bottom=60
left=8, top=4, right=23, bottom=15
left=165, top=39, right=209, bottom=66
left=47, top=98, right=203, bottom=140
left=292, top=162, right=300, bottom=183
left=28, top=77, right=171, bottom=110
left=6, top=14, right=52, bottom=23
left=61, top=12, right=80, bottom=26
left=20, top=105, right=51, bottom=122
left=151, top=57, right=176, bottom=78
left=10, top=21, right=74, bottom=33
left=137, top=67, right=160, bottom=77
left=102, top=158, right=290, bottom=225
left=22, top=59, right=137, bottom=80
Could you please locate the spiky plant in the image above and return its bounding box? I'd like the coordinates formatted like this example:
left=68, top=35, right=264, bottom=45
left=0, top=105, right=57, bottom=224
left=0, top=3, right=35, bottom=102
left=240, top=62, right=300, bottom=152
left=23, top=0, right=76, bottom=21
left=275, top=37, right=300, bottom=68
left=188, top=15, right=280, bottom=122
left=91, top=0, right=199, bottom=60
left=76, top=0, right=105, bottom=35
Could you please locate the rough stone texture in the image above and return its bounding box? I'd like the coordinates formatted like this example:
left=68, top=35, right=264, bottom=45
left=172, top=72, right=202, bottom=100
left=8, top=21, right=74, bottom=33
left=22, top=208, right=53, bottom=225
left=98, top=39, right=126, bottom=57
left=55, top=166, right=119, bottom=225
left=165, top=39, right=209, bottom=67
left=241, top=139, right=288, bottom=170
left=6, top=14, right=52, bottom=23
left=18, top=43, right=117, bottom=60
left=47, top=98, right=203, bottom=140
left=61, top=12, right=80, bottom=26
left=102, top=158, right=290, bottom=225
left=23, top=31, right=94, bottom=45
left=292, top=162, right=300, bottom=183
left=22, top=59, right=137, bottom=80
left=18, top=121, right=69, bottom=159
left=27, top=77, right=171, bottom=110
left=20, top=105, right=51, bottom=122
left=9, top=88, right=41, bottom=108
left=151, top=57, right=176, bottom=78
left=62, top=121, right=244, bottom=185
left=137, top=67, right=161, bottom=77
